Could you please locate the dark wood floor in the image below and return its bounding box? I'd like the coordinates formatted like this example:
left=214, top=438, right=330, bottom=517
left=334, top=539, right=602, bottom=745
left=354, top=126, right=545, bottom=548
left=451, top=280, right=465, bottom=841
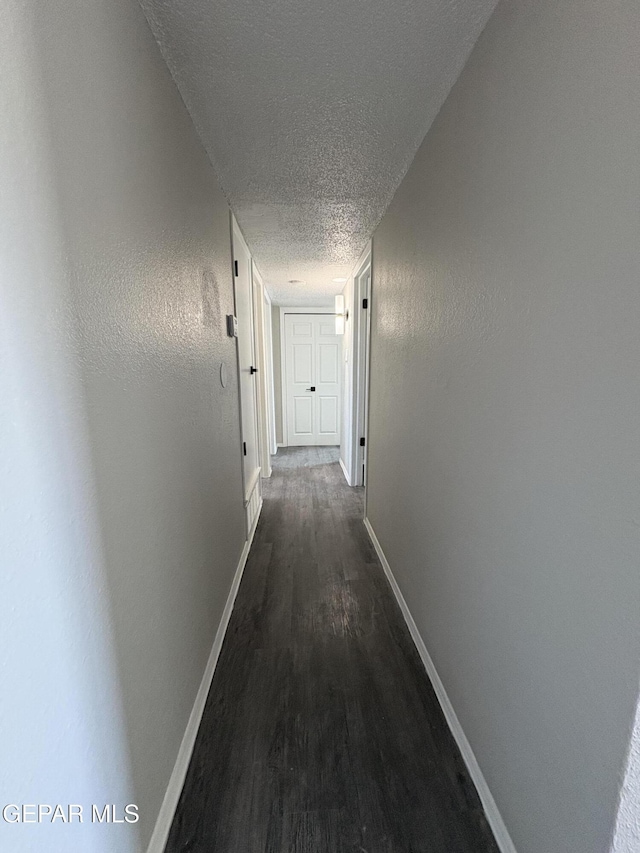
left=166, top=446, right=499, bottom=853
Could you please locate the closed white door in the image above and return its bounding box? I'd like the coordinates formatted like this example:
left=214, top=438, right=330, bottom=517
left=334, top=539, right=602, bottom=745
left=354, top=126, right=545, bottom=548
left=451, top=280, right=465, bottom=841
left=357, top=271, right=372, bottom=486
left=232, top=224, right=260, bottom=500
left=284, top=313, right=341, bottom=446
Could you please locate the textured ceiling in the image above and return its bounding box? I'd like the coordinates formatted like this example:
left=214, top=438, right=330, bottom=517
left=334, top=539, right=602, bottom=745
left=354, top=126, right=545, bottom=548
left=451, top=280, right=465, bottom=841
left=140, top=0, right=498, bottom=305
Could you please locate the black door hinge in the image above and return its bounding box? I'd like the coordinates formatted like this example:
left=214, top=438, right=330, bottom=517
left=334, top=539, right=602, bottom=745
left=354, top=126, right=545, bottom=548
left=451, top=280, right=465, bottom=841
left=360, top=437, right=366, bottom=447
left=234, top=260, right=239, bottom=276
left=362, top=298, right=368, bottom=309
left=243, top=441, right=247, bottom=456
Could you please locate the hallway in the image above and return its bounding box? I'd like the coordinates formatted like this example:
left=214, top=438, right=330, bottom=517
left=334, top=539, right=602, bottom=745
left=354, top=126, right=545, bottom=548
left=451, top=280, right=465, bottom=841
left=167, top=448, right=499, bottom=852
left=4, top=0, right=639, bottom=850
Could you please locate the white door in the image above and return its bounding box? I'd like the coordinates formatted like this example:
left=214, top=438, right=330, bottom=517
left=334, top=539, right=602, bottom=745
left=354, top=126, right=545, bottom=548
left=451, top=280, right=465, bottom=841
left=284, top=313, right=341, bottom=446
left=232, top=223, right=260, bottom=503
left=357, top=271, right=372, bottom=486
left=251, top=264, right=272, bottom=478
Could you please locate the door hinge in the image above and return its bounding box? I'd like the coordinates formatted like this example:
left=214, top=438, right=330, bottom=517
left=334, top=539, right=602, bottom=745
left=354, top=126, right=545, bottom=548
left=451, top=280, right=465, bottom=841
left=362, top=298, right=368, bottom=309
left=243, top=441, right=247, bottom=456
left=360, top=437, right=366, bottom=447
left=234, top=260, right=239, bottom=277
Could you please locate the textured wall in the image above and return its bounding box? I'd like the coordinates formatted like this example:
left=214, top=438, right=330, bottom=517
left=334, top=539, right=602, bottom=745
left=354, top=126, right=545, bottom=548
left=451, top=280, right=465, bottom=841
left=140, top=0, right=498, bottom=304
left=367, top=1, right=640, bottom=851
left=0, top=0, right=245, bottom=849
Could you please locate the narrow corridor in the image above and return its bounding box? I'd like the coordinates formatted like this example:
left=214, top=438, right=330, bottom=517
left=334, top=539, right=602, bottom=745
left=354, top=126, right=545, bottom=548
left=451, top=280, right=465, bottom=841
left=166, top=447, right=499, bottom=852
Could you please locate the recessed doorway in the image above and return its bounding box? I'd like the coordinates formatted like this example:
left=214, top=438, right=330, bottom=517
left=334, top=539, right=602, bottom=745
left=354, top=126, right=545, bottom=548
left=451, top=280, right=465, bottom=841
left=281, top=309, right=342, bottom=447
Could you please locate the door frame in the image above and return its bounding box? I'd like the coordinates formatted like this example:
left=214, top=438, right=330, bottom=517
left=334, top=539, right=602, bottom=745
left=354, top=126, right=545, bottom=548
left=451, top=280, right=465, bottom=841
left=279, top=306, right=336, bottom=447
left=263, top=288, right=278, bottom=457
left=231, top=215, right=261, bottom=536
left=251, top=263, right=274, bottom=478
left=350, top=248, right=372, bottom=488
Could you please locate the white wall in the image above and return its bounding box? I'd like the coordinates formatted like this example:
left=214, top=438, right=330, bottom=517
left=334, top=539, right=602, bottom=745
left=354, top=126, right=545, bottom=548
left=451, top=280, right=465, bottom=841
left=367, top=1, right=640, bottom=852
left=0, top=0, right=245, bottom=850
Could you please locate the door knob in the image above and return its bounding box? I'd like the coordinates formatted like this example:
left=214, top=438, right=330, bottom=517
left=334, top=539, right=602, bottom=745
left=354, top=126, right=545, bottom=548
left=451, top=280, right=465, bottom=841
left=250, top=366, right=258, bottom=374
left=306, top=386, right=316, bottom=391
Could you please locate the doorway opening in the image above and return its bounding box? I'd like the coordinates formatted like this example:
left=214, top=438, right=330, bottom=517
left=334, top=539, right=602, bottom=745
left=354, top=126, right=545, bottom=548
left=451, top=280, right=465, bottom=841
left=280, top=308, right=342, bottom=448
left=351, top=252, right=372, bottom=489
left=266, top=247, right=372, bottom=519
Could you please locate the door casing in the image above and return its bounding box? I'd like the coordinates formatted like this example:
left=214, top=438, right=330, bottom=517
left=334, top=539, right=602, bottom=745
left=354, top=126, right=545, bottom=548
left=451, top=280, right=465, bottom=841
left=232, top=217, right=261, bottom=535
left=251, top=264, right=274, bottom=478
left=352, top=254, right=372, bottom=487
left=279, top=306, right=341, bottom=447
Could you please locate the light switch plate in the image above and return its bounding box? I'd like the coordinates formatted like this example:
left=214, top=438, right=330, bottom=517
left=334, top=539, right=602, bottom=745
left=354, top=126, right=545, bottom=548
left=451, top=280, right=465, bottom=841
left=226, top=314, right=238, bottom=337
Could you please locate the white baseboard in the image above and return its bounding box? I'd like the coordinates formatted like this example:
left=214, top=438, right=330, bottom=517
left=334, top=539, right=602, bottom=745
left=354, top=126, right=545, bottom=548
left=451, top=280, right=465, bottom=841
left=363, top=517, right=517, bottom=853
left=244, top=474, right=262, bottom=541
left=339, top=456, right=352, bottom=486
left=147, top=506, right=262, bottom=853
left=277, top=443, right=286, bottom=448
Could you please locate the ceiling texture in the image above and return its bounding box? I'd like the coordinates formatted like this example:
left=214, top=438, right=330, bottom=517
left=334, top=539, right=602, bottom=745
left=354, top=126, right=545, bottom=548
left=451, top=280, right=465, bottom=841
left=140, top=0, right=498, bottom=305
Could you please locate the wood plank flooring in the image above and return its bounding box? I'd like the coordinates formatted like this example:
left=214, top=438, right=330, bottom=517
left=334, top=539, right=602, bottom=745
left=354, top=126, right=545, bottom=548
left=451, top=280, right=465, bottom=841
left=166, top=446, right=499, bottom=853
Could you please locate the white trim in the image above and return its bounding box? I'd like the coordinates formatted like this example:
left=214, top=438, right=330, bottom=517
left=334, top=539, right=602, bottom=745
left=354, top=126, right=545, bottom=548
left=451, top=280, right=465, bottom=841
left=279, top=306, right=334, bottom=314
left=247, top=496, right=263, bottom=543
left=263, top=288, right=278, bottom=458
left=252, top=265, right=272, bottom=479
left=279, top=312, right=287, bottom=447
left=231, top=214, right=252, bottom=259
left=231, top=214, right=263, bottom=534
left=363, top=517, right=518, bottom=853
left=338, top=243, right=372, bottom=491
left=352, top=252, right=372, bottom=489
left=147, top=505, right=262, bottom=853
left=245, top=478, right=262, bottom=538
left=244, top=467, right=261, bottom=508
left=339, top=456, right=352, bottom=486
